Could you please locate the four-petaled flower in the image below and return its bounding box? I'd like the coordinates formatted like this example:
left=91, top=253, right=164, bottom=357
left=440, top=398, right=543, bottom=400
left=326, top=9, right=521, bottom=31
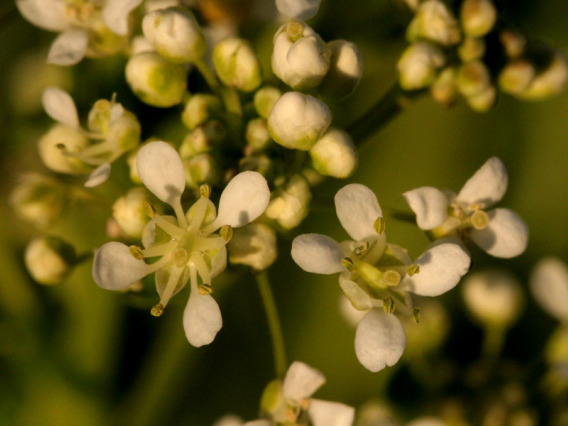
left=403, top=157, right=529, bottom=258
left=291, top=184, right=470, bottom=372
left=92, top=141, right=270, bottom=346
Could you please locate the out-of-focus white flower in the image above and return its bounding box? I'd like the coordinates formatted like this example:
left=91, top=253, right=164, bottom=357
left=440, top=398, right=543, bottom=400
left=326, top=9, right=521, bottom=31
left=292, top=184, right=470, bottom=371
left=16, top=0, right=142, bottom=65
left=460, top=0, right=497, bottom=38
left=403, top=157, right=528, bottom=258
left=398, top=42, right=446, bottom=90
left=25, top=237, right=76, bottom=285
left=275, top=0, right=320, bottom=20
left=265, top=175, right=312, bottom=229
left=272, top=21, right=330, bottom=90
left=92, top=141, right=270, bottom=346
left=406, top=0, right=461, bottom=46
left=213, top=37, right=262, bottom=92
left=319, top=40, right=364, bottom=99
left=181, top=94, right=223, bottom=130
left=112, top=188, right=152, bottom=239
left=517, top=51, right=568, bottom=101
left=228, top=222, right=277, bottom=271
left=530, top=257, right=568, bottom=322
left=254, top=86, right=282, bottom=119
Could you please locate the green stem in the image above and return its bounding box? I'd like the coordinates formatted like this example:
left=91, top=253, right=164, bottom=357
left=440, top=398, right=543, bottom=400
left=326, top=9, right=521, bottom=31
left=482, top=324, right=506, bottom=361
left=194, top=58, right=219, bottom=90
left=255, top=271, right=287, bottom=379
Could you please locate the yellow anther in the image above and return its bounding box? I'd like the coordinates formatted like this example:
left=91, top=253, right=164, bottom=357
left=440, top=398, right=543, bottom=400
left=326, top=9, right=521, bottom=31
left=354, top=241, right=370, bottom=256
left=199, top=283, right=213, bottom=295
left=129, top=245, right=144, bottom=260
left=220, top=225, right=233, bottom=242
left=407, top=264, right=420, bottom=276
left=341, top=257, right=357, bottom=272
left=383, top=296, right=396, bottom=314
left=144, top=201, right=156, bottom=219
left=200, top=183, right=212, bottom=199
left=411, top=308, right=421, bottom=323
left=150, top=303, right=164, bottom=317
left=286, top=21, right=304, bottom=42
left=383, top=269, right=401, bottom=287
left=470, top=210, right=489, bottom=230
left=374, top=216, right=386, bottom=235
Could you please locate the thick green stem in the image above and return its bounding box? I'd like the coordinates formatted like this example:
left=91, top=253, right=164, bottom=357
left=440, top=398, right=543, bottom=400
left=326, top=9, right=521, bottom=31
left=255, top=271, right=287, bottom=379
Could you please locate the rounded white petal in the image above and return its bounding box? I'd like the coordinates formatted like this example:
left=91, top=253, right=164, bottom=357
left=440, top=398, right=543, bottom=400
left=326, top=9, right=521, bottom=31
left=334, top=184, right=382, bottom=241
left=457, top=157, right=508, bottom=207
left=401, top=242, right=470, bottom=296
left=291, top=234, right=345, bottom=274
left=275, top=0, right=320, bottom=20
left=214, top=171, right=270, bottom=228
left=85, top=163, right=111, bottom=188
left=183, top=292, right=222, bottom=347
left=339, top=273, right=373, bottom=311
left=308, top=399, right=355, bottom=426
left=47, top=29, right=89, bottom=66
left=16, top=0, right=68, bottom=32
left=92, top=242, right=151, bottom=290
left=283, top=361, right=325, bottom=400
left=102, top=0, right=143, bottom=36
left=42, top=86, right=79, bottom=129
left=403, top=186, right=449, bottom=230
left=355, top=309, right=406, bottom=372
left=137, top=141, right=186, bottom=206
left=530, top=257, right=568, bottom=322
left=470, top=208, right=528, bottom=258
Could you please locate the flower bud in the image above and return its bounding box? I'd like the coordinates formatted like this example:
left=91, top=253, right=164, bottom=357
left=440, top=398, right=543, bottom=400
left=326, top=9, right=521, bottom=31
left=462, top=269, right=524, bottom=328
left=112, top=188, right=151, bottom=239
left=309, top=128, right=357, bottom=178
left=24, top=237, right=76, bottom=285
left=213, top=37, right=262, bottom=92
left=457, top=60, right=491, bottom=97
left=38, top=124, right=91, bottom=174
left=466, top=85, right=496, bottom=112
left=246, top=118, right=271, bottom=151
left=107, top=110, right=142, bottom=153
left=181, top=94, right=223, bottom=130
left=183, top=153, right=220, bottom=188
left=498, top=60, right=535, bottom=95
left=518, top=51, right=568, bottom=100
left=404, top=300, right=449, bottom=357
left=254, top=86, right=282, bottom=119
left=319, top=40, right=364, bottom=98
left=398, top=42, right=446, bottom=90
left=500, top=31, right=526, bottom=58
left=228, top=222, right=278, bottom=271
left=239, top=154, right=273, bottom=178
left=267, top=91, right=331, bottom=150
left=458, top=37, right=486, bottom=63
left=545, top=325, right=568, bottom=367
left=142, top=7, right=206, bottom=63
left=126, top=52, right=188, bottom=107
left=180, top=120, right=226, bottom=157
left=265, top=174, right=312, bottom=229
left=431, top=67, right=458, bottom=106
left=406, top=0, right=461, bottom=46
left=271, top=21, right=330, bottom=90
left=461, top=0, right=497, bottom=38
left=10, top=174, right=67, bottom=228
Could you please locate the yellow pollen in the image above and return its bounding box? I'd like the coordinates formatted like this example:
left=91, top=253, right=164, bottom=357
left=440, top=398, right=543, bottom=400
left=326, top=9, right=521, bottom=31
left=407, top=264, right=420, bottom=276
left=144, top=201, right=156, bottom=219
left=341, top=257, right=357, bottom=272
left=354, top=241, right=369, bottom=256
left=374, top=217, right=386, bottom=235
left=220, top=225, right=233, bottom=242
left=150, top=303, right=164, bottom=317
left=94, top=99, right=111, bottom=113
left=383, top=296, right=396, bottom=314
left=129, top=245, right=144, bottom=260
left=199, top=283, right=213, bottom=295
left=411, top=307, right=421, bottom=323
left=470, top=210, right=489, bottom=230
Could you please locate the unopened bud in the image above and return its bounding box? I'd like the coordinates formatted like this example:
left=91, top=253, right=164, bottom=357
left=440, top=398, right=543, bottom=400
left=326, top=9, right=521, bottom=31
left=499, top=60, right=536, bottom=95
left=246, top=118, right=271, bottom=151
left=213, top=37, right=262, bottom=92
left=398, top=42, right=446, bottom=90
left=265, top=175, right=312, bottom=229
left=500, top=31, right=526, bottom=58
left=180, top=120, right=226, bottom=157
left=142, top=7, right=206, bottom=63
left=458, top=37, right=486, bottom=63
left=113, top=188, right=151, bottom=239
left=125, top=52, right=187, bottom=107
left=181, top=94, right=223, bottom=130
left=239, top=154, right=273, bottom=178
left=183, top=153, right=220, bottom=188
left=406, top=0, right=461, bottom=46
left=457, top=60, right=491, bottom=97
left=24, top=237, right=76, bottom=285
left=254, top=86, right=282, bottom=119
left=228, top=222, right=277, bottom=271
left=461, top=0, right=497, bottom=38
left=431, top=66, right=458, bottom=106
left=107, top=109, right=142, bottom=153
left=518, top=51, right=568, bottom=100
left=466, top=85, right=496, bottom=112
left=38, top=124, right=90, bottom=174
left=309, top=128, right=357, bottom=178
left=319, top=40, right=364, bottom=98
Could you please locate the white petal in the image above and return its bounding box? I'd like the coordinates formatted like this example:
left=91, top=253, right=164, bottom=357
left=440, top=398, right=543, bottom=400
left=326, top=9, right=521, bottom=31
left=291, top=234, right=345, bottom=274
left=355, top=309, right=406, bottom=372
left=84, top=163, right=111, bottom=187
left=308, top=399, right=355, bottom=426
left=137, top=141, right=186, bottom=206
left=243, top=421, right=271, bottom=426
left=210, top=246, right=227, bottom=279
left=457, top=157, right=508, bottom=207
left=400, top=242, right=471, bottom=296
left=92, top=242, right=151, bottom=290
left=42, top=86, right=80, bottom=128
left=47, top=29, right=89, bottom=66
left=470, top=208, right=528, bottom=258
left=16, top=0, right=68, bottom=32
left=530, top=257, right=568, bottom=322
left=339, top=273, right=373, bottom=311
left=282, top=361, right=325, bottom=400
left=334, top=184, right=382, bottom=241
left=183, top=292, right=222, bottom=347
left=403, top=186, right=449, bottom=230
left=275, top=0, right=320, bottom=20
left=102, top=0, right=143, bottom=36
left=214, top=171, right=270, bottom=228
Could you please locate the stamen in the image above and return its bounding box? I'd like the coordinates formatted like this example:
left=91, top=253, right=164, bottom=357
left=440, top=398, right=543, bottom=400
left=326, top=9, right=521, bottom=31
left=374, top=217, right=386, bottom=235
left=141, top=241, right=177, bottom=258
left=411, top=308, right=421, bottom=323
left=354, top=241, right=370, bottom=256
left=153, top=214, right=186, bottom=240
left=199, top=283, right=213, bottom=295
left=382, top=270, right=401, bottom=287
left=144, top=201, right=156, bottom=219
left=158, top=266, right=184, bottom=308
left=200, top=184, right=211, bottom=199
left=192, top=254, right=212, bottom=288
left=341, top=257, right=357, bottom=272
left=194, top=236, right=227, bottom=252
left=220, top=225, right=233, bottom=242
left=383, top=296, right=396, bottom=314
left=129, top=245, right=144, bottom=260
left=172, top=199, right=189, bottom=229
left=406, top=264, right=420, bottom=276
left=187, top=197, right=209, bottom=234
left=150, top=303, right=164, bottom=317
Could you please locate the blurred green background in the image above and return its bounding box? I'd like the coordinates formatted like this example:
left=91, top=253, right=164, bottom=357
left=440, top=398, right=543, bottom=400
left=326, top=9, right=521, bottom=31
left=1, top=0, right=567, bottom=424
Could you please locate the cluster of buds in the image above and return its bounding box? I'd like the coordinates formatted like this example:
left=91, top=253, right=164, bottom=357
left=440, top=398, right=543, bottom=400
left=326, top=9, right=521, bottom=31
left=398, top=0, right=568, bottom=111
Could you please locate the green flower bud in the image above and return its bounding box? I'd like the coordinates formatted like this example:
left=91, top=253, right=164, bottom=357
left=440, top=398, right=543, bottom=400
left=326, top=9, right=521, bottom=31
left=246, top=118, right=271, bottom=151
left=126, top=52, right=188, bottom=107
left=309, top=128, right=357, bottom=178
left=431, top=67, right=458, bottom=106
left=142, top=7, right=206, bottom=63
left=319, top=39, right=364, bottom=98
left=265, top=174, right=312, bottom=229
left=183, top=153, right=220, bottom=188
left=457, top=60, right=491, bottom=97
left=228, top=222, right=278, bottom=271
left=112, top=188, right=151, bottom=239
left=38, top=124, right=91, bottom=174
left=24, top=237, right=76, bottom=285
left=181, top=94, right=223, bottom=130
left=407, top=0, right=461, bottom=46
left=398, top=42, right=446, bottom=90
left=254, top=86, right=282, bottom=119
left=213, top=37, right=262, bottom=92
left=461, top=0, right=497, bottom=38
left=498, top=60, right=536, bottom=95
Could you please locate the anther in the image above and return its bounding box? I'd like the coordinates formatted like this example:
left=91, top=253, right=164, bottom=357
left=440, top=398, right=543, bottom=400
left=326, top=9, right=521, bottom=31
left=150, top=303, right=164, bottom=317
left=354, top=241, right=370, bottom=256
left=374, top=217, right=386, bottom=235
left=407, top=264, right=420, bottom=276
left=129, top=245, right=144, bottom=260
left=383, top=296, right=396, bottom=314
left=200, top=184, right=212, bottom=199
left=220, top=225, right=233, bottom=242
left=411, top=308, right=421, bottom=323
left=341, top=257, right=357, bottom=272
left=199, top=283, right=213, bottom=295
left=144, top=201, right=156, bottom=219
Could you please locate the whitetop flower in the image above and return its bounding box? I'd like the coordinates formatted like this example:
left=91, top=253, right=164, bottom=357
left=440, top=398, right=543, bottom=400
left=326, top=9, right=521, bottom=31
left=92, top=141, right=270, bottom=346
left=291, top=184, right=470, bottom=371
left=16, top=0, right=143, bottom=65
left=40, top=86, right=141, bottom=186
left=403, top=157, right=529, bottom=258
left=530, top=257, right=568, bottom=323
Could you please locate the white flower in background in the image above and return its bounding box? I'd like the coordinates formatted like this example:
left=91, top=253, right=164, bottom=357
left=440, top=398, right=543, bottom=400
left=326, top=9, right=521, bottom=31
left=403, top=157, right=529, bottom=258
left=275, top=0, right=321, bottom=20
left=291, top=184, right=470, bottom=371
left=25, top=237, right=76, bottom=285
left=319, top=40, right=364, bottom=99
left=92, top=141, right=270, bottom=346
left=40, top=86, right=141, bottom=186
left=406, top=0, right=461, bottom=46
left=398, top=42, right=446, bottom=90
left=16, top=0, right=143, bottom=65
left=530, top=257, right=568, bottom=322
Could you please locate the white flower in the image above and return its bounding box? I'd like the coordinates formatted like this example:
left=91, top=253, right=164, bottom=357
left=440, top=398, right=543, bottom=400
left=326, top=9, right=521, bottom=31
left=275, top=0, right=321, bottom=20
left=291, top=184, right=470, bottom=371
left=397, top=42, right=446, bottom=90
left=403, top=157, right=529, bottom=258
left=40, top=87, right=141, bottom=186
left=92, top=141, right=270, bottom=346
left=406, top=0, right=461, bottom=46
left=530, top=257, right=568, bottom=322
left=16, top=0, right=142, bottom=65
